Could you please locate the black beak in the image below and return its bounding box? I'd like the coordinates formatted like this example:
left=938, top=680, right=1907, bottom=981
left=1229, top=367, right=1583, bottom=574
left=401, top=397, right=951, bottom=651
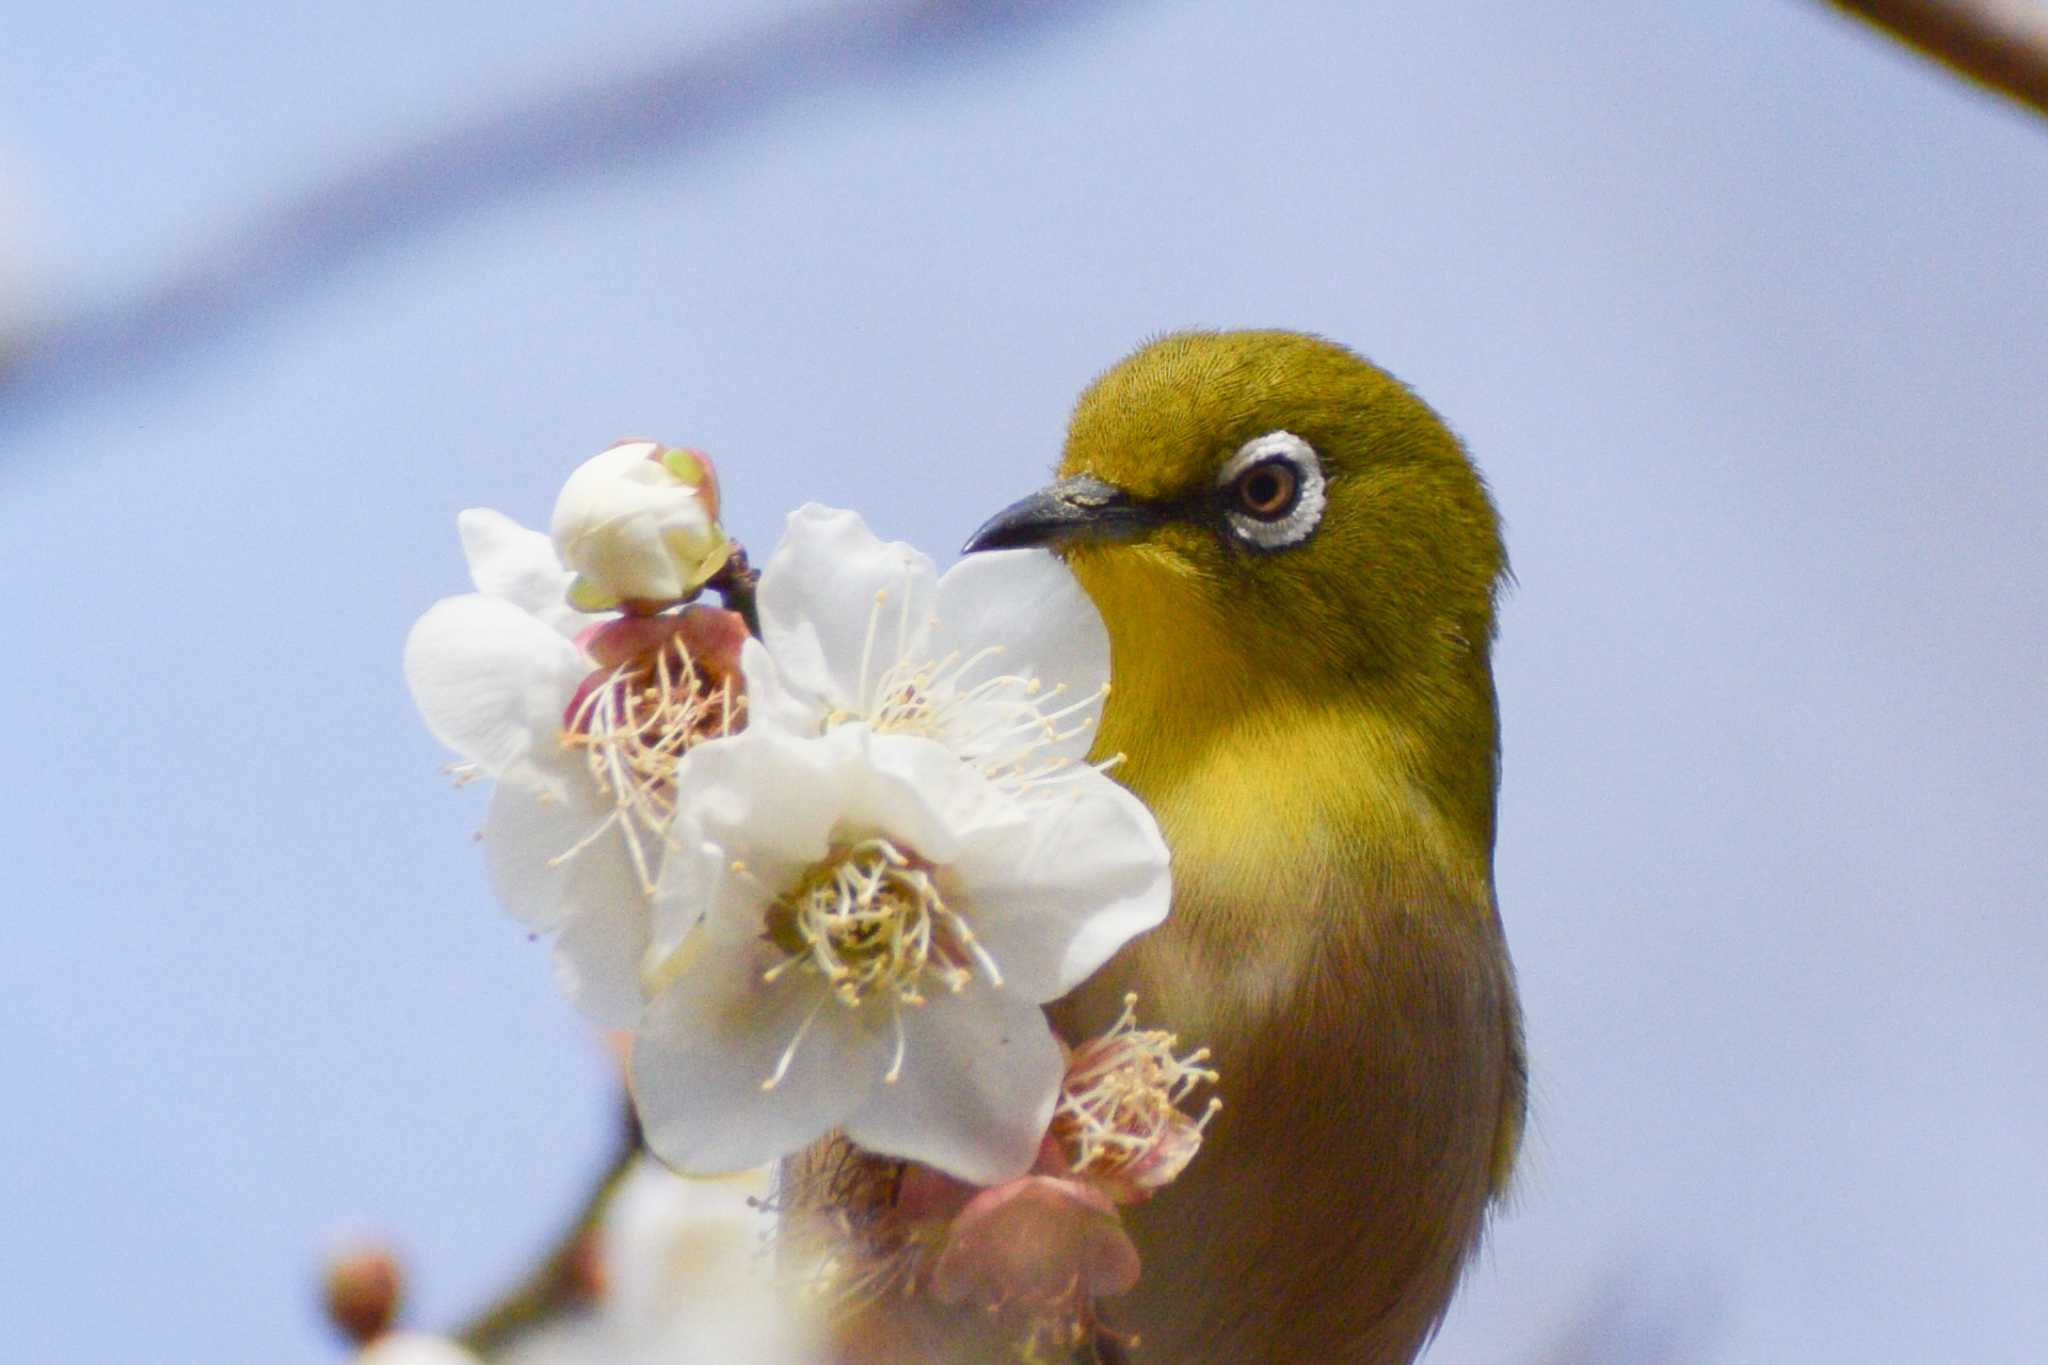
left=961, top=475, right=1160, bottom=554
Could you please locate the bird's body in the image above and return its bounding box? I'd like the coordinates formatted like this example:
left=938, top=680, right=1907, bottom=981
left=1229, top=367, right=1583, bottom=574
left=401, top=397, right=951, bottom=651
left=972, top=330, right=1525, bottom=1362
left=1048, top=683, right=1519, bottom=1361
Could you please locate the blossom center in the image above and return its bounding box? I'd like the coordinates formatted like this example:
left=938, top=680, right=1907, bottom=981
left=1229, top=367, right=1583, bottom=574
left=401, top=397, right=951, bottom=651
left=1052, top=995, right=1220, bottom=1196
left=832, top=587, right=1110, bottom=786
left=556, top=628, right=743, bottom=892
left=759, top=837, right=1004, bottom=1089
left=766, top=838, right=997, bottom=1010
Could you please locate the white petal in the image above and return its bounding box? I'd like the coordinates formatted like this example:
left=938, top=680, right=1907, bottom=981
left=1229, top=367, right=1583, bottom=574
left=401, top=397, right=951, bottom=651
left=734, top=636, right=822, bottom=738
left=663, top=726, right=862, bottom=909
left=481, top=772, right=635, bottom=933
left=842, top=990, right=1062, bottom=1186
left=757, top=504, right=937, bottom=712
left=404, top=594, right=589, bottom=778
left=551, top=875, right=653, bottom=1027
left=648, top=827, right=814, bottom=970
left=650, top=728, right=990, bottom=964
left=456, top=508, right=582, bottom=636
left=358, top=1334, right=482, bottom=1365
left=832, top=730, right=1014, bottom=867
left=647, top=838, right=725, bottom=966
left=601, top=1157, right=775, bottom=1323
left=929, top=549, right=1110, bottom=764
left=649, top=730, right=1018, bottom=995
left=952, top=774, right=1172, bottom=1002
left=633, top=938, right=885, bottom=1174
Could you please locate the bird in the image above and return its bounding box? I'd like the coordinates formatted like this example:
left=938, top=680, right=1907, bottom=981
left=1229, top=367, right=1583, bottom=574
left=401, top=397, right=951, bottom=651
left=962, top=329, right=1525, bottom=1363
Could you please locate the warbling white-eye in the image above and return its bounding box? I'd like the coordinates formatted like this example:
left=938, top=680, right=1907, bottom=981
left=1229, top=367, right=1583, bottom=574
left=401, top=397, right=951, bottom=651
left=964, top=329, right=1525, bottom=1363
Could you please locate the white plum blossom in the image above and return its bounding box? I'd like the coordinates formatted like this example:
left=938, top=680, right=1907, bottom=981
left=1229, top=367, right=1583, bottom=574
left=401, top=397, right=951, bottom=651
left=496, top=1159, right=812, bottom=1365
left=404, top=509, right=745, bottom=1026
left=551, top=441, right=729, bottom=612
left=745, top=505, right=1111, bottom=786
left=631, top=721, right=1170, bottom=1188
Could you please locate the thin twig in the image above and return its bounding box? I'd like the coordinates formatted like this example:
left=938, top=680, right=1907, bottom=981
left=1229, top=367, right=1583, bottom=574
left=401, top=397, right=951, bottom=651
left=710, top=540, right=763, bottom=638
left=0, top=0, right=1125, bottom=435
left=1829, top=0, right=2048, bottom=116
left=457, top=1097, right=642, bottom=1356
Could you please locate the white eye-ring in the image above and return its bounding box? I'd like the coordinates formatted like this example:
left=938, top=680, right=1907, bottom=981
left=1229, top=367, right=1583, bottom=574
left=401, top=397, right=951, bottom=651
left=1218, top=430, right=1325, bottom=551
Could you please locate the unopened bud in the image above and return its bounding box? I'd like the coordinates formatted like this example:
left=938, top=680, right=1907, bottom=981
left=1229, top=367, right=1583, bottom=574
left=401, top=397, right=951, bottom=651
left=563, top=1223, right=608, bottom=1302
left=551, top=440, right=730, bottom=612
left=322, top=1242, right=403, bottom=1344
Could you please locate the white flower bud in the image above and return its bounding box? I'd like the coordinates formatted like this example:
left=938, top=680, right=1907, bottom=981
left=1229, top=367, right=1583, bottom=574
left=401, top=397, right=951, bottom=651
left=551, top=440, right=730, bottom=611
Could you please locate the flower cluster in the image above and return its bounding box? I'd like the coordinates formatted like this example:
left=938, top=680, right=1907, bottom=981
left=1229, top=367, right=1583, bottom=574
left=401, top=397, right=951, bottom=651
left=407, top=443, right=1174, bottom=1190
left=779, top=996, right=1219, bottom=1358
left=493, top=1158, right=808, bottom=1365
left=404, top=441, right=745, bottom=1026
left=337, top=1156, right=809, bottom=1365
left=405, top=438, right=1216, bottom=1358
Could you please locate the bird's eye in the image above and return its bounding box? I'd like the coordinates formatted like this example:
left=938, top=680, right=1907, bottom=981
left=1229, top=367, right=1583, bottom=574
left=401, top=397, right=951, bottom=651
left=1234, top=460, right=1300, bottom=520
left=1217, top=431, right=1325, bottom=551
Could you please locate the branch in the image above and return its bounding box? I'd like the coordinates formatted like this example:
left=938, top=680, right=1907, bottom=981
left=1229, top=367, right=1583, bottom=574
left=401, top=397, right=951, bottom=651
left=0, top=0, right=1127, bottom=437
left=1829, top=0, right=2048, bottom=116
left=457, top=1097, right=641, bottom=1356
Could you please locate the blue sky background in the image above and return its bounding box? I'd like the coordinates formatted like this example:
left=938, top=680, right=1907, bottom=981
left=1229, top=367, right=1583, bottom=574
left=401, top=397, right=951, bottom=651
left=2, top=3, right=2043, bottom=1362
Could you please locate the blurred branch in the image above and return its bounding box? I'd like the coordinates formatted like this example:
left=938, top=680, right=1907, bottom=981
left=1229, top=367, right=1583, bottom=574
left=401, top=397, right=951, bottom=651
left=0, top=0, right=1127, bottom=438
left=458, top=1097, right=642, bottom=1356
left=1829, top=0, right=2048, bottom=116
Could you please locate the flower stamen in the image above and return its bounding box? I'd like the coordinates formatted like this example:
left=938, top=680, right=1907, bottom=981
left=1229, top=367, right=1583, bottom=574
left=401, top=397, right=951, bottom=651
left=761, top=837, right=1003, bottom=1086
left=824, top=594, right=1111, bottom=790
left=1053, top=994, right=1221, bottom=1199
left=556, top=630, right=744, bottom=893
left=763, top=990, right=834, bottom=1092
left=884, top=1002, right=908, bottom=1085
left=857, top=588, right=886, bottom=716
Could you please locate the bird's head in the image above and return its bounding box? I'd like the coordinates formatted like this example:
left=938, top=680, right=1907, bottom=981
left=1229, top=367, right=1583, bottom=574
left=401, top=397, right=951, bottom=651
left=966, top=331, right=1505, bottom=749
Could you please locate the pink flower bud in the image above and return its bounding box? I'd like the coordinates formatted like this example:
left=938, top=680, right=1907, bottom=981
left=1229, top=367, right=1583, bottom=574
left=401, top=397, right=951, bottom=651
left=321, top=1242, right=403, bottom=1345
